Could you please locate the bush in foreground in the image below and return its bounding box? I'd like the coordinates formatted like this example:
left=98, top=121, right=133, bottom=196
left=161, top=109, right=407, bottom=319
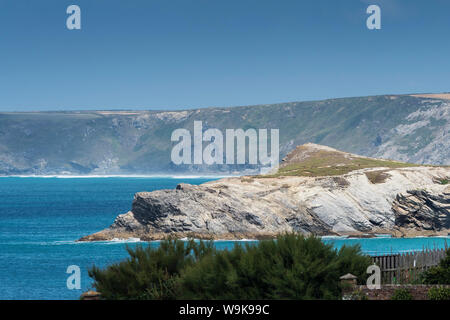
left=422, top=249, right=450, bottom=285
left=427, top=287, right=450, bottom=300
left=89, top=234, right=371, bottom=300
left=89, top=239, right=215, bottom=299
left=390, top=288, right=413, bottom=300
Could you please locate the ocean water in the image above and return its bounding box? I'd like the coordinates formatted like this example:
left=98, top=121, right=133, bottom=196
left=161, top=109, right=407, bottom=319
left=0, top=177, right=448, bottom=300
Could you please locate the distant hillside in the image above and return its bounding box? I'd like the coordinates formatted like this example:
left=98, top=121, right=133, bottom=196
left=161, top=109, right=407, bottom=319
left=0, top=94, right=449, bottom=175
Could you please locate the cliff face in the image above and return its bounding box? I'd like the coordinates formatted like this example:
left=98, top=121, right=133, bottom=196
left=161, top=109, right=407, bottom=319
left=1, top=95, right=450, bottom=176
left=393, top=189, right=450, bottom=231
left=79, top=160, right=450, bottom=241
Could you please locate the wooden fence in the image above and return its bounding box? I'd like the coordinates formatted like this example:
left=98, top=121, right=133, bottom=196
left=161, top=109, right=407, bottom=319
left=372, top=246, right=448, bottom=284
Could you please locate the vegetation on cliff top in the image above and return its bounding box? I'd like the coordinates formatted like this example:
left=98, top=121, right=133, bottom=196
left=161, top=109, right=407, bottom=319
left=88, top=234, right=371, bottom=300
left=261, top=145, right=418, bottom=178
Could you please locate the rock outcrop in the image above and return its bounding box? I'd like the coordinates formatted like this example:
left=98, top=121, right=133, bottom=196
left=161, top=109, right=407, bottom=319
left=393, top=188, right=450, bottom=232
left=79, top=144, right=450, bottom=241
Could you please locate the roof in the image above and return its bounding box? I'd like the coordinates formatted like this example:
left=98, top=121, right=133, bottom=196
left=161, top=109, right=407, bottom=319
left=340, top=273, right=357, bottom=280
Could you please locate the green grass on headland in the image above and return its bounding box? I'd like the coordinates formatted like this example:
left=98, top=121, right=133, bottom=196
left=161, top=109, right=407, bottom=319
left=261, top=149, right=418, bottom=178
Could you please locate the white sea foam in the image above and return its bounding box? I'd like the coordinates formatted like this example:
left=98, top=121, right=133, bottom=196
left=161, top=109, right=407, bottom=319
left=107, top=237, right=142, bottom=243
left=320, top=235, right=349, bottom=240
left=374, top=234, right=392, bottom=238
left=2, top=240, right=80, bottom=246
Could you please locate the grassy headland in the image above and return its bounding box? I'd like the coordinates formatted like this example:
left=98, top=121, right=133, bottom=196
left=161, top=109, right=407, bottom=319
left=260, top=144, right=419, bottom=178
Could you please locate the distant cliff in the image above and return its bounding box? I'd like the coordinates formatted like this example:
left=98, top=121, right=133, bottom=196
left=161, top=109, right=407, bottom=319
left=1, top=94, right=450, bottom=175
left=79, top=144, right=450, bottom=241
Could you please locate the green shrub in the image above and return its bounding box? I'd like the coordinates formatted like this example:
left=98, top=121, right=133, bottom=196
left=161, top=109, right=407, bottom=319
left=347, top=290, right=368, bottom=300
left=89, top=234, right=371, bottom=300
left=390, top=288, right=413, bottom=300
left=180, top=234, right=371, bottom=300
left=335, top=245, right=373, bottom=285
left=428, top=287, right=450, bottom=300
left=422, top=249, right=450, bottom=284
left=440, top=179, right=449, bottom=185
left=88, top=239, right=215, bottom=299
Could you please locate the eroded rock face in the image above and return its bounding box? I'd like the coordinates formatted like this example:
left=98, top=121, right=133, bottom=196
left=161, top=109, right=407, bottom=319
left=79, top=167, right=450, bottom=241
left=393, top=187, right=450, bottom=231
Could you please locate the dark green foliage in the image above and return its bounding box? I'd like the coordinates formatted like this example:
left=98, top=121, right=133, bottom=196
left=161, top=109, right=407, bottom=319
left=180, top=235, right=370, bottom=300
left=88, top=239, right=215, bottom=299
left=89, top=234, right=371, bottom=300
left=335, top=245, right=372, bottom=285
left=422, top=249, right=450, bottom=284
left=427, top=287, right=450, bottom=300
left=390, top=288, right=413, bottom=300
left=347, top=290, right=368, bottom=300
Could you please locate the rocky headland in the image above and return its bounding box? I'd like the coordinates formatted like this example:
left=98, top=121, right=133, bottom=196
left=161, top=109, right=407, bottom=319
left=79, top=144, right=450, bottom=241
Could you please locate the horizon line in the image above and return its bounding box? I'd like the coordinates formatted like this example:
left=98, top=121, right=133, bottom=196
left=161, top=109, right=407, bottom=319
left=1, top=92, right=449, bottom=114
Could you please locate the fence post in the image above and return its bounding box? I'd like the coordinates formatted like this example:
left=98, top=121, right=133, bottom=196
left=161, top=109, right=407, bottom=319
left=340, top=273, right=358, bottom=299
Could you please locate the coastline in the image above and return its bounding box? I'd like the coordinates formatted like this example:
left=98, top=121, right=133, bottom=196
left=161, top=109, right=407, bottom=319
left=0, top=174, right=232, bottom=179
left=79, top=234, right=450, bottom=243
left=78, top=229, right=450, bottom=242
left=78, top=163, right=450, bottom=243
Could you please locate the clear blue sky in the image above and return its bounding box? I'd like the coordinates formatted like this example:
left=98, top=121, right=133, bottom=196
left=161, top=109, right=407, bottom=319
left=0, top=0, right=449, bottom=111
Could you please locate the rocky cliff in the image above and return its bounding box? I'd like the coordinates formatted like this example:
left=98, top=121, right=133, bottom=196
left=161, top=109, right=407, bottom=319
left=79, top=144, right=450, bottom=241
left=1, top=94, right=450, bottom=176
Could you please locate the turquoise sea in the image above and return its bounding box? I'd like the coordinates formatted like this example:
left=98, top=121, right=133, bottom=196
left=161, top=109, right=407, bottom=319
left=0, top=177, right=448, bottom=300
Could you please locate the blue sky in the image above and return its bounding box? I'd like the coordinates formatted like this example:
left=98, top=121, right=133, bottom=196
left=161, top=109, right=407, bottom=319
left=0, top=0, right=449, bottom=111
